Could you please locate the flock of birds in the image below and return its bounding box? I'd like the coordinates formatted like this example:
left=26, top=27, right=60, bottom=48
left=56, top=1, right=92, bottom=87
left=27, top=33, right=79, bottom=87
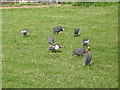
left=21, top=26, right=91, bottom=66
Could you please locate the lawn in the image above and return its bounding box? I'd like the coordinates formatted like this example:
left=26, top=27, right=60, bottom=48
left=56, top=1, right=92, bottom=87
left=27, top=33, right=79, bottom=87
left=2, top=5, right=118, bottom=88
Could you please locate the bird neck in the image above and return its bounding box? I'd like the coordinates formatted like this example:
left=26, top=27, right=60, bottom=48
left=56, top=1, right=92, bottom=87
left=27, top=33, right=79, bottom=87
left=88, top=50, right=91, bottom=55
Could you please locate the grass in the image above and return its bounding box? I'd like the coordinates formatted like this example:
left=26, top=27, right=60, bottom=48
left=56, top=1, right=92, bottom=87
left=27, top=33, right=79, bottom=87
left=2, top=5, right=118, bottom=88
left=2, top=3, right=48, bottom=7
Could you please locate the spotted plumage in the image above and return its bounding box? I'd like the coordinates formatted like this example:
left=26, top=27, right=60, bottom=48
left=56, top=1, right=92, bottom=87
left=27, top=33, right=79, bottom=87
left=72, top=48, right=87, bottom=56
left=73, top=28, right=80, bottom=36
left=48, top=44, right=62, bottom=51
left=53, top=26, right=64, bottom=34
left=48, top=36, right=54, bottom=45
left=83, top=46, right=91, bottom=65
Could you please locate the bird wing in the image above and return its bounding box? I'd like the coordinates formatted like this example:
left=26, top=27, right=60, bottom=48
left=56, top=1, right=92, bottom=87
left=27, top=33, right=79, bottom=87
left=48, top=45, right=55, bottom=50
left=86, top=55, right=91, bottom=64
left=73, top=30, right=76, bottom=34
left=73, top=29, right=79, bottom=34
left=48, top=36, right=54, bottom=45
left=83, top=54, right=91, bottom=65
left=83, top=54, right=89, bottom=65
left=53, top=26, right=62, bottom=32
left=80, top=48, right=86, bottom=54
left=73, top=48, right=83, bottom=55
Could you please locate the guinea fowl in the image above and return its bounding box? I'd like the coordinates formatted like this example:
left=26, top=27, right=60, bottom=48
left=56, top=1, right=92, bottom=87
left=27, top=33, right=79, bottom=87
left=72, top=48, right=87, bottom=56
left=21, top=29, right=29, bottom=36
left=48, top=36, right=54, bottom=45
left=82, top=38, right=89, bottom=46
left=73, top=28, right=80, bottom=36
left=48, top=44, right=62, bottom=51
left=53, top=26, right=64, bottom=34
left=83, top=46, right=91, bottom=65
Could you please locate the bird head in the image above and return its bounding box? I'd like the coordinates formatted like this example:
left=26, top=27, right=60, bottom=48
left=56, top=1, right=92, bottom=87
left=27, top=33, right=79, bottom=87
left=62, top=29, right=64, bottom=31
left=88, top=46, right=90, bottom=51
left=60, top=46, right=63, bottom=48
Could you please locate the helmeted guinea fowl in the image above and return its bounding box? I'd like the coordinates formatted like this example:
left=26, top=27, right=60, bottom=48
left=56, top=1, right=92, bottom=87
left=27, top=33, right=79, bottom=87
left=53, top=26, right=64, bottom=34
left=21, top=29, right=29, bottom=36
left=72, top=48, right=87, bottom=56
left=48, top=36, right=54, bottom=45
left=48, top=44, right=62, bottom=51
left=83, top=46, right=91, bottom=65
left=82, top=38, right=89, bottom=46
left=73, top=28, right=80, bottom=36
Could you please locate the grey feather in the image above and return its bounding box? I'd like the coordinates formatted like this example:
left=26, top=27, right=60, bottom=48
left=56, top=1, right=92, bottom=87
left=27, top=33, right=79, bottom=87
left=48, top=45, right=55, bottom=51
left=82, top=38, right=89, bottom=46
left=73, top=28, right=80, bottom=36
left=83, top=54, right=91, bottom=65
left=72, top=48, right=86, bottom=56
left=48, top=43, right=62, bottom=51
left=53, top=26, right=64, bottom=34
left=48, top=36, right=54, bottom=45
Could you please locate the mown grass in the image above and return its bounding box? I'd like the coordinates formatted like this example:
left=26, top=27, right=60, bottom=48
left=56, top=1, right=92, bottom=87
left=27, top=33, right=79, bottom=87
left=2, top=5, right=118, bottom=88
left=2, top=2, right=48, bottom=7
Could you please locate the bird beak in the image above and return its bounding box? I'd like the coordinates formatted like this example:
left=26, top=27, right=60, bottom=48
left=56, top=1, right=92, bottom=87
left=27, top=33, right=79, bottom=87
left=60, top=46, right=62, bottom=48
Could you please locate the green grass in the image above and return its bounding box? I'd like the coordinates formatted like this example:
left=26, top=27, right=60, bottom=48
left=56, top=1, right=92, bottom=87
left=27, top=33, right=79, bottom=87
left=2, top=3, right=48, bottom=7
left=2, top=5, right=118, bottom=88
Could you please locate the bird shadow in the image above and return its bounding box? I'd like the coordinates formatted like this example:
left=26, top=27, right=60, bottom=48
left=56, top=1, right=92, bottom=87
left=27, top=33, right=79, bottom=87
left=76, top=55, right=83, bottom=57
left=73, top=34, right=80, bottom=37
left=71, top=55, right=83, bottom=58
left=22, top=35, right=30, bottom=37
left=51, top=50, right=62, bottom=53
left=53, top=33, right=65, bottom=35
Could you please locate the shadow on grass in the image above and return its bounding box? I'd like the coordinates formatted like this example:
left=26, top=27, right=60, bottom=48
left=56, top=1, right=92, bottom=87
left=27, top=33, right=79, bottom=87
left=73, top=34, right=81, bottom=37
left=52, top=50, right=62, bottom=53
left=53, top=33, right=65, bottom=35
left=47, top=50, right=62, bottom=53
left=70, top=55, right=83, bottom=59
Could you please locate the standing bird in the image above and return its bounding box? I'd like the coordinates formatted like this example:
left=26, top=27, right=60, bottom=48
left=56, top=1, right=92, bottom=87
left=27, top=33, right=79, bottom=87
left=21, top=29, right=29, bottom=36
left=83, top=46, right=91, bottom=65
left=53, top=26, right=64, bottom=34
left=72, top=48, right=87, bottom=56
left=82, top=38, right=89, bottom=46
left=48, top=44, right=62, bottom=51
left=73, top=28, right=80, bottom=36
left=48, top=36, right=54, bottom=45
